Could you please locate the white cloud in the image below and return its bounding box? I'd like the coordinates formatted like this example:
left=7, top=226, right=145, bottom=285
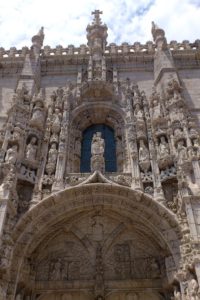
left=0, top=0, right=199, bottom=49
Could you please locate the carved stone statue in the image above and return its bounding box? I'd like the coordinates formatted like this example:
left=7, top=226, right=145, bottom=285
left=30, top=100, right=45, bottom=130
left=52, top=109, right=62, bottom=133
left=186, top=273, right=199, bottom=300
left=91, top=132, right=105, bottom=172
left=46, top=143, right=58, bottom=175
left=134, top=104, right=144, bottom=122
left=177, top=140, right=188, bottom=165
left=25, top=137, right=37, bottom=161
left=5, top=145, right=18, bottom=164
left=138, top=140, right=150, bottom=172
left=47, top=143, right=57, bottom=164
left=166, top=78, right=182, bottom=102
left=150, top=87, right=162, bottom=122
left=50, top=259, right=62, bottom=280
left=159, top=136, right=170, bottom=157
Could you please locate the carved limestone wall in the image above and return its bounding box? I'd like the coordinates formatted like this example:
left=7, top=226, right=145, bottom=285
left=0, top=10, right=200, bottom=300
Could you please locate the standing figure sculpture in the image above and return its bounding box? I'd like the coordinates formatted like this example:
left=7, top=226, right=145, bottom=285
left=177, top=140, right=188, bottom=165
left=25, top=137, right=38, bottom=161
left=186, top=273, right=199, bottom=300
left=91, top=132, right=105, bottom=172
left=5, top=145, right=18, bottom=164
left=159, top=136, right=170, bottom=157
left=138, top=139, right=150, bottom=172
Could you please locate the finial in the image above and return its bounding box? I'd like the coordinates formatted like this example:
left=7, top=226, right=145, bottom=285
left=37, top=26, right=44, bottom=38
left=31, top=26, right=45, bottom=55
left=92, top=10, right=103, bottom=25
left=151, top=21, right=167, bottom=50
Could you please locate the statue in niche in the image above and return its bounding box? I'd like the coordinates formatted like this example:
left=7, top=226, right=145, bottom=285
left=47, top=143, right=58, bottom=164
left=174, top=127, right=183, bottom=139
left=158, top=136, right=170, bottom=157
left=146, top=257, right=161, bottom=278
left=30, top=100, right=45, bottom=129
left=5, top=145, right=18, bottom=164
left=91, top=214, right=104, bottom=241
left=176, top=140, right=188, bottom=165
left=138, top=140, right=150, bottom=172
left=167, top=78, right=182, bottom=101
left=52, top=108, right=62, bottom=134
left=134, top=103, right=144, bottom=122
left=150, top=87, right=162, bottom=120
left=50, top=259, right=62, bottom=280
left=186, top=273, right=199, bottom=300
left=91, top=132, right=105, bottom=172
left=25, top=137, right=37, bottom=161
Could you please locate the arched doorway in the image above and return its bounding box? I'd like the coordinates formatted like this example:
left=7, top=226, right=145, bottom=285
left=8, top=184, right=180, bottom=300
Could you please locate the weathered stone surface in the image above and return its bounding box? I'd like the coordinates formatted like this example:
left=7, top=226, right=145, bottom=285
left=0, top=10, right=200, bottom=300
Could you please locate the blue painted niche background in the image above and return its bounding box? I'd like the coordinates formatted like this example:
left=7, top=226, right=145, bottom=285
left=80, top=124, right=117, bottom=173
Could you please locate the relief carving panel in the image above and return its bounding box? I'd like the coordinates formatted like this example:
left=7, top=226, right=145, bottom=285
left=35, top=235, right=94, bottom=281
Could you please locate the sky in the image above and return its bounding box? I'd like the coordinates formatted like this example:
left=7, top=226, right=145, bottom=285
left=0, top=0, right=200, bottom=49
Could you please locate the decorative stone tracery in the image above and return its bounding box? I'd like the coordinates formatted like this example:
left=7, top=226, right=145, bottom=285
left=0, top=10, right=199, bottom=300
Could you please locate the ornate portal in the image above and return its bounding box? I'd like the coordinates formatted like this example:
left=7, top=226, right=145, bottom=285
left=0, top=10, right=200, bottom=300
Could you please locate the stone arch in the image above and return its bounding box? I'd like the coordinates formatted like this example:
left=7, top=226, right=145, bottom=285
left=7, top=184, right=181, bottom=299
left=68, top=102, right=127, bottom=173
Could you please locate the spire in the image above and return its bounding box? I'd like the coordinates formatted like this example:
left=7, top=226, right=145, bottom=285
left=86, top=10, right=108, bottom=56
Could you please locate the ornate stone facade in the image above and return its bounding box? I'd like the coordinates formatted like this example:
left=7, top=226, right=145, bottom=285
left=0, top=10, right=200, bottom=300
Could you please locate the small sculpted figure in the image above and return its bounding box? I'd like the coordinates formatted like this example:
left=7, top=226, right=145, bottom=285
left=5, top=145, right=18, bottom=164
left=47, top=143, right=57, bottom=164
left=159, top=136, right=170, bottom=157
left=187, top=273, right=199, bottom=300
left=139, top=140, right=149, bottom=163
left=25, top=137, right=37, bottom=161
left=91, top=132, right=105, bottom=172
left=134, top=104, right=144, bottom=121
left=177, top=140, right=188, bottom=165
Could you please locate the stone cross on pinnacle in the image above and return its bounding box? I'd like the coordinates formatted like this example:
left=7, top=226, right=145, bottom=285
left=92, top=10, right=103, bottom=25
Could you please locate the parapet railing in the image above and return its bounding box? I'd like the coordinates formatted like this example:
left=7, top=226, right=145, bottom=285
left=0, top=40, right=199, bottom=59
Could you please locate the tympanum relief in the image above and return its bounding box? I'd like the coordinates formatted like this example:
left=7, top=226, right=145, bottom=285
left=34, top=213, right=165, bottom=284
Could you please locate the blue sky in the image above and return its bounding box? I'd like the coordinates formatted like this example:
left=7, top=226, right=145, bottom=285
left=0, top=0, right=200, bottom=49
